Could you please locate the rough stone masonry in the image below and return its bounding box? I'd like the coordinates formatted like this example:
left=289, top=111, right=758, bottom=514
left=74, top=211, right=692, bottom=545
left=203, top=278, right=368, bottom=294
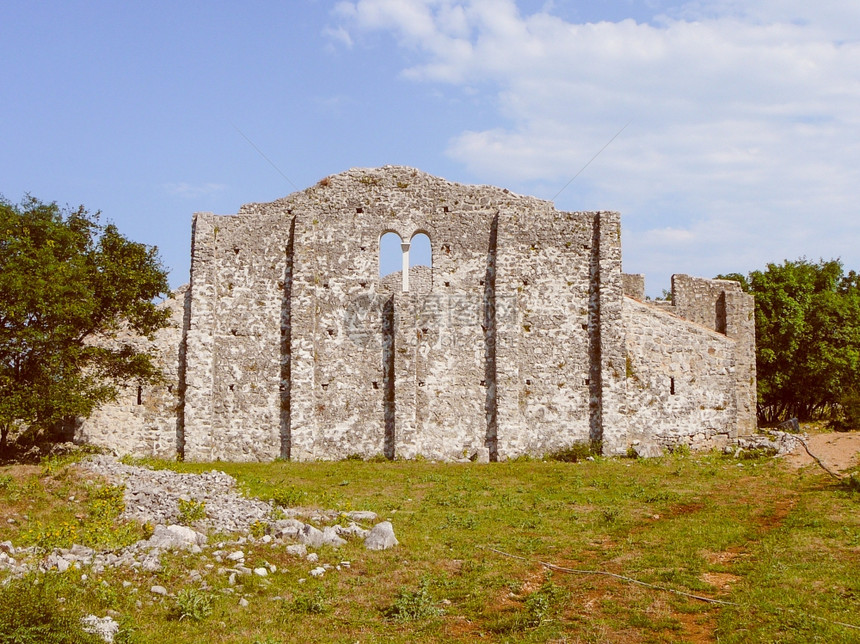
left=76, top=166, right=756, bottom=461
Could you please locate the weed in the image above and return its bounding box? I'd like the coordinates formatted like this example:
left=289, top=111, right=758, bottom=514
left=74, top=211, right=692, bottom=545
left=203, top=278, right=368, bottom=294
left=670, top=443, right=692, bottom=457
left=384, top=578, right=443, bottom=622
left=271, top=487, right=306, bottom=508
left=288, top=588, right=329, bottom=615
left=0, top=473, right=13, bottom=490
left=840, top=473, right=860, bottom=497
left=0, top=575, right=102, bottom=643
left=546, top=440, right=601, bottom=462
left=172, top=588, right=214, bottom=621
left=601, top=507, right=621, bottom=524
left=177, top=498, right=207, bottom=524
left=250, top=519, right=268, bottom=539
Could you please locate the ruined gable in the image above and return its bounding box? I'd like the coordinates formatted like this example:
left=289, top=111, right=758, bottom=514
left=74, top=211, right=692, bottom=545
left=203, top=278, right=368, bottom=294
left=79, top=166, right=756, bottom=461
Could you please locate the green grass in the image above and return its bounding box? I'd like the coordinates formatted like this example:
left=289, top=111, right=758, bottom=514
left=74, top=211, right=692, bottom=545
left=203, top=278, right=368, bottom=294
left=1, top=449, right=858, bottom=642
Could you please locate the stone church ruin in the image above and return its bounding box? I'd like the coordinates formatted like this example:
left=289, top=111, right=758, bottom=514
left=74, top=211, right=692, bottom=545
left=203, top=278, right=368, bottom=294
left=77, top=166, right=756, bottom=461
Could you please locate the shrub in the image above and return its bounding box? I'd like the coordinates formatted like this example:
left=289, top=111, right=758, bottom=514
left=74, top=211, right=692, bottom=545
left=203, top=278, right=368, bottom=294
left=832, top=391, right=860, bottom=431
left=0, top=576, right=103, bottom=643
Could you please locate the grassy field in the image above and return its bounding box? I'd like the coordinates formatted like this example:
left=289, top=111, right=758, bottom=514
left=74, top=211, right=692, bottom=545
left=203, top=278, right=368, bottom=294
left=1, top=445, right=858, bottom=643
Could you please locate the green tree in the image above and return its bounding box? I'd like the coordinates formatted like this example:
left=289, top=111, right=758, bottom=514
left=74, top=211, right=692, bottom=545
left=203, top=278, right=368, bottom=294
left=0, top=196, right=171, bottom=452
left=719, top=259, right=860, bottom=424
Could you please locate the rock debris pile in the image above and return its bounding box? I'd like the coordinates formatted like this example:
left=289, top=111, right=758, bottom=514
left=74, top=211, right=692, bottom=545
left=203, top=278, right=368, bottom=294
left=0, top=456, right=398, bottom=582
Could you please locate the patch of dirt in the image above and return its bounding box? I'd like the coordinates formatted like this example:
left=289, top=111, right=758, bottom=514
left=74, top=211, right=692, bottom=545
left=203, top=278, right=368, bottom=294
left=700, top=572, right=741, bottom=593
left=783, top=431, right=860, bottom=473
left=704, top=549, right=746, bottom=566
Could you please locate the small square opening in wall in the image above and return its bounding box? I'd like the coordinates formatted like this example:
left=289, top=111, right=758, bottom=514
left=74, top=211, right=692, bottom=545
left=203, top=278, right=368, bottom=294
left=372, top=381, right=379, bottom=389
left=356, top=207, right=364, bottom=213
left=584, top=379, right=590, bottom=386
left=321, top=383, right=329, bottom=390
left=670, top=377, right=676, bottom=395
left=228, top=384, right=235, bottom=392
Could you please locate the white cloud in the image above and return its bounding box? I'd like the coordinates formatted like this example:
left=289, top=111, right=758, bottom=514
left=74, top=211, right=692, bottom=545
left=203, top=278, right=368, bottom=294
left=332, top=0, right=860, bottom=292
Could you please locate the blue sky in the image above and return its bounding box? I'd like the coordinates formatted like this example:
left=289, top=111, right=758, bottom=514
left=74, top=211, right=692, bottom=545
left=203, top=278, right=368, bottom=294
left=2, top=1, right=859, bottom=295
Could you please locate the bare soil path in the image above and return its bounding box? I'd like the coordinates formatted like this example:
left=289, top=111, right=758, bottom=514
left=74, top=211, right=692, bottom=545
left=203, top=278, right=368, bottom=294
left=784, top=429, right=860, bottom=473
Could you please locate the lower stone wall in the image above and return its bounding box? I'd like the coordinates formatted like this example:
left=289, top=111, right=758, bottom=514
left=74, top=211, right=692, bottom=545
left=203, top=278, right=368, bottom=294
left=75, top=287, right=188, bottom=458
left=622, top=297, right=738, bottom=451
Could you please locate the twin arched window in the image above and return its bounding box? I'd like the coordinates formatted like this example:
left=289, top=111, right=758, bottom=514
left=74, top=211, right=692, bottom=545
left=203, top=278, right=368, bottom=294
left=379, top=232, right=432, bottom=278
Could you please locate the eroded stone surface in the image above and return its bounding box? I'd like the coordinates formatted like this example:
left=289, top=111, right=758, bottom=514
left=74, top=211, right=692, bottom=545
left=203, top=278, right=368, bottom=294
left=76, top=166, right=756, bottom=460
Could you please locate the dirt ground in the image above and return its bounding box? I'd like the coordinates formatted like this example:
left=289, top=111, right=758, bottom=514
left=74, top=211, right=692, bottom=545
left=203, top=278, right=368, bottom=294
left=783, top=429, right=860, bottom=473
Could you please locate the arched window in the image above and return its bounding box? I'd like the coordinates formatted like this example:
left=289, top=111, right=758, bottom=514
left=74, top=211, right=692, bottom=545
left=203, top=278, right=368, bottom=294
left=409, top=233, right=432, bottom=268
left=379, top=232, right=403, bottom=277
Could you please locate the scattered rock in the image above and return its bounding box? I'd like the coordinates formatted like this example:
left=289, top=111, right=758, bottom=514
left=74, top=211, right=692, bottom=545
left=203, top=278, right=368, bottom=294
left=81, top=615, right=119, bottom=643
left=309, top=567, right=326, bottom=578
left=364, top=521, right=398, bottom=551
left=345, top=511, right=377, bottom=523
left=632, top=442, right=664, bottom=458
left=285, top=544, right=307, bottom=558
left=150, top=585, right=168, bottom=596
left=239, top=597, right=249, bottom=608
left=146, top=525, right=207, bottom=551
left=298, top=524, right=325, bottom=548
left=254, top=567, right=268, bottom=577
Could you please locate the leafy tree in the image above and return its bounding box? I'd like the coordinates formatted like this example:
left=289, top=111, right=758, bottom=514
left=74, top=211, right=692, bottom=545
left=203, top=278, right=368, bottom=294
left=0, top=196, right=170, bottom=452
left=718, top=259, right=860, bottom=424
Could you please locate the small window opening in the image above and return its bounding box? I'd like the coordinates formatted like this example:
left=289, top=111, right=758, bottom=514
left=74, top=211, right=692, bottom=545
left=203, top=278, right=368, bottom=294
left=670, top=377, right=676, bottom=395
left=321, top=383, right=329, bottom=390
left=372, top=381, right=379, bottom=389
left=379, top=232, right=403, bottom=278
left=136, top=386, right=143, bottom=405
left=167, top=385, right=173, bottom=394
left=229, top=384, right=235, bottom=392
left=356, top=207, right=363, bottom=213
left=409, top=233, right=432, bottom=269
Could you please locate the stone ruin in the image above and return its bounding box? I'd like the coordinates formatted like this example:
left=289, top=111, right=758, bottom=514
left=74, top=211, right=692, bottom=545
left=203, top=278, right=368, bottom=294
left=76, top=166, right=756, bottom=461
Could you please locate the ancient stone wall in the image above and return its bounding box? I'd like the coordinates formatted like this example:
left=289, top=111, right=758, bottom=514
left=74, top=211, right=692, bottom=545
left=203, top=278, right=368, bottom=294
left=622, top=273, right=645, bottom=301
left=77, top=166, right=757, bottom=461
left=623, top=298, right=737, bottom=450
left=75, top=287, right=188, bottom=457
left=670, top=275, right=757, bottom=435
